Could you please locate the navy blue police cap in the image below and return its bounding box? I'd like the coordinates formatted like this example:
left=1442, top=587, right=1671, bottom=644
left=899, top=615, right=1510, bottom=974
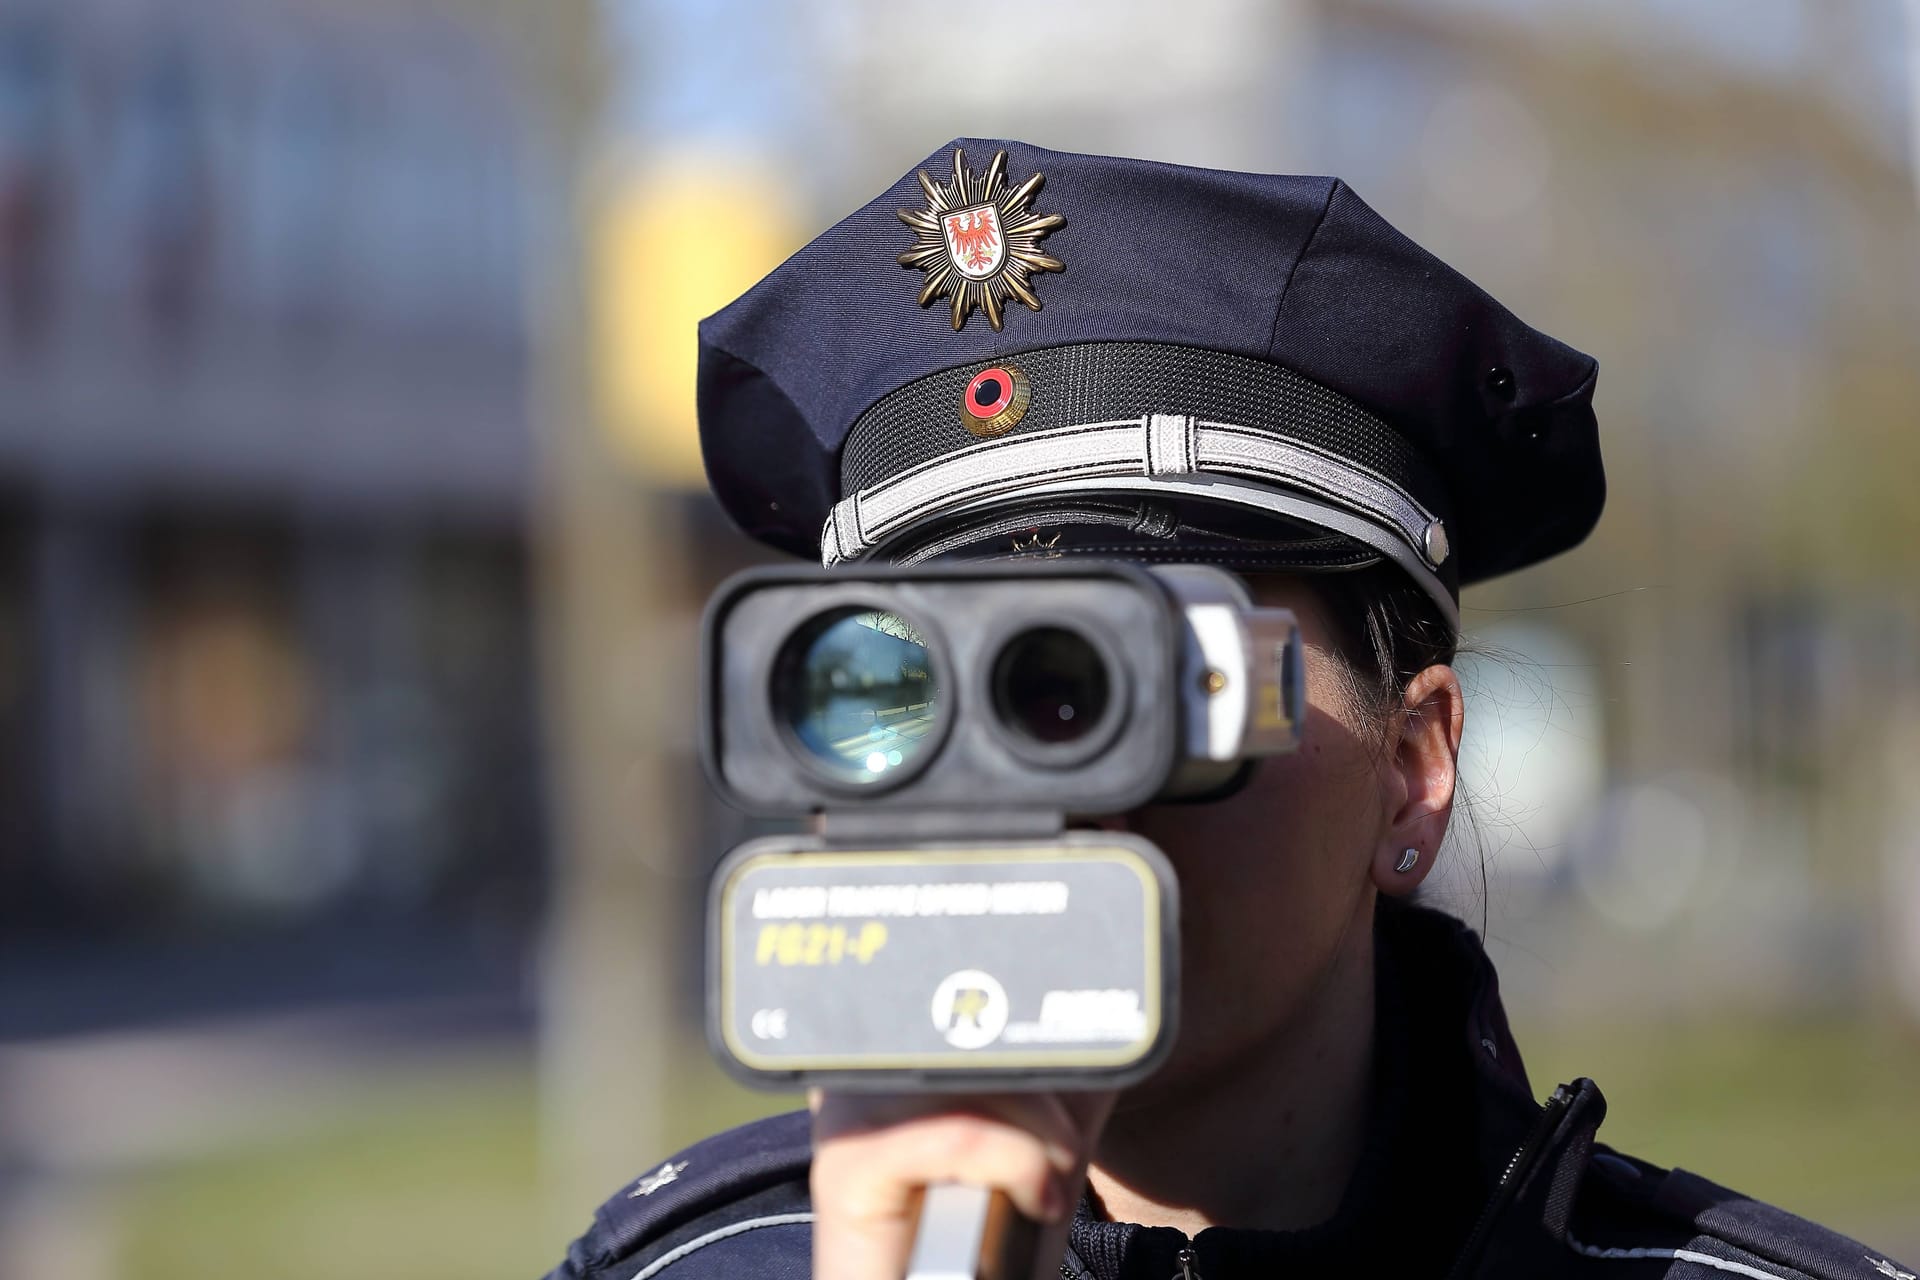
left=697, top=138, right=1602, bottom=632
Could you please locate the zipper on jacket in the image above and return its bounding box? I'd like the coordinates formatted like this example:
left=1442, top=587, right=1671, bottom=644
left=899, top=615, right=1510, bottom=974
left=1442, top=1081, right=1577, bottom=1280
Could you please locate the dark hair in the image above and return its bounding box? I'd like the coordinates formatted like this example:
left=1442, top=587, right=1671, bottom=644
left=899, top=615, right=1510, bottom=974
left=1283, top=562, right=1459, bottom=732
left=1263, top=561, right=1486, bottom=921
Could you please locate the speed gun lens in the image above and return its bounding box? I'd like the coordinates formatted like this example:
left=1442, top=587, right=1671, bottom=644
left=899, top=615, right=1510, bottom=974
left=991, top=626, right=1111, bottom=746
left=774, top=608, right=939, bottom=784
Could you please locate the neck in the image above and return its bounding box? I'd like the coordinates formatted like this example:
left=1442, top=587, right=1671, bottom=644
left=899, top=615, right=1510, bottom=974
left=1086, top=896, right=1377, bottom=1236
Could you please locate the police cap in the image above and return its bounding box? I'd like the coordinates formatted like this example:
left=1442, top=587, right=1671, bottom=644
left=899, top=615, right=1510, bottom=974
left=697, top=138, right=1603, bottom=632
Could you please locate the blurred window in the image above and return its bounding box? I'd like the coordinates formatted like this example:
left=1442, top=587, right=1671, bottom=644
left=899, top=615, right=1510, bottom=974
left=0, top=18, right=60, bottom=341
left=0, top=499, right=35, bottom=925
left=133, top=517, right=310, bottom=909
left=96, top=39, right=215, bottom=336
left=26, top=511, right=550, bottom=934
left=245, top=48, right=352, bottom=331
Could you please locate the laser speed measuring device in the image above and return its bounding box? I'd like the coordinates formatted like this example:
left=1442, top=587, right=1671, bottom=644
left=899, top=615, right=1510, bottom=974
left=702, top=561, right=1304, bottom=1092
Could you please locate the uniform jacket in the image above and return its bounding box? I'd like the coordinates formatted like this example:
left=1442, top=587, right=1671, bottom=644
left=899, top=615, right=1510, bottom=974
left=542, top=904, right=1914, bottom=1280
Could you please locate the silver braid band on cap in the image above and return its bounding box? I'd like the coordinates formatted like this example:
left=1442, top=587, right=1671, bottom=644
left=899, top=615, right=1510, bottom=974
left=816, top=412, right=1459, bottom=634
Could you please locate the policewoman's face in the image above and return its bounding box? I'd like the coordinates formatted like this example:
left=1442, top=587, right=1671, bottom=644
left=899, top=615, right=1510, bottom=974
left=1116, top=574, right=1413, bottom=1101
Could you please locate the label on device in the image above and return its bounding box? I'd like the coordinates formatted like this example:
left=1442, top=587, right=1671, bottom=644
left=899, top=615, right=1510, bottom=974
left=708, top=835, right=1178, bottom=1088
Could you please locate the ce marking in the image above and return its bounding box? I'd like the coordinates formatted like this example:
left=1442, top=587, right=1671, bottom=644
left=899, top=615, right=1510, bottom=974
left=750, top=1008, right=789, bottom=1040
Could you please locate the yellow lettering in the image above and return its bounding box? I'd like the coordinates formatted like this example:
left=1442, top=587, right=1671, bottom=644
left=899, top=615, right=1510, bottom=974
left=803, top=924, right=830, bottom=964
left=776, top=923, right=804, bottom=965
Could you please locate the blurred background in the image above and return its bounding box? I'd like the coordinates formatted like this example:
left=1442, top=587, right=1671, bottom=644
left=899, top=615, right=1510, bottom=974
left=0, top=0, right=1916, bottom=1274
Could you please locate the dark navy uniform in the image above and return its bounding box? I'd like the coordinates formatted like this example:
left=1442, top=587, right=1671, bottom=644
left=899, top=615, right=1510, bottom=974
left=545, top=904, right=1912, bottom=1280
left=545, top=140, right=1915, bottom=1279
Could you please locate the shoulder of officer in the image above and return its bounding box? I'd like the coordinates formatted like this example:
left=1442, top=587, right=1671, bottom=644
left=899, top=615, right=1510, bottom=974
left=542, top=1109, right=813, bottom=1280
left=1555, top=1143, right=1916, bottom=1280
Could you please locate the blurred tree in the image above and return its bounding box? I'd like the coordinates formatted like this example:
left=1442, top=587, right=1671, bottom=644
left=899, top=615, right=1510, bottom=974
left=419, top=0, right=683, bottom=1226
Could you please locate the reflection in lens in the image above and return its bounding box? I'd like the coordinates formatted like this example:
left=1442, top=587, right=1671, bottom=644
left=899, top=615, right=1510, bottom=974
left=777, top=608, right=939, bottom=783
left=992, top=627, right=1110, bottom=746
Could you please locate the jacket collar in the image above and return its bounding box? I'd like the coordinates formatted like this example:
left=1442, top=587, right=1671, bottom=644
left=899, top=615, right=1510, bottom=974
left=1065, top=900, right=1608, bottom=1280
left=1385, top=900, right=1611, bottom=1278
left=1381, top=899, right=1544, bottom=1178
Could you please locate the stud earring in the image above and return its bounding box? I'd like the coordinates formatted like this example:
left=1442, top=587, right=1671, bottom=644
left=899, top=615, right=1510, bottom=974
left=1395, top=848, right=1420, bottom=874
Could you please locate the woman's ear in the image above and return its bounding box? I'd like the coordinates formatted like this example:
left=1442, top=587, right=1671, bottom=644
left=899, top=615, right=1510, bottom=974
left=1371, top=663, right=1464, bottom=897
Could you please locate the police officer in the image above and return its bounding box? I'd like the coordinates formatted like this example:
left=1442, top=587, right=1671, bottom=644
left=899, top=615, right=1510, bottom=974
left=542, top=140, right=1916, bottom=1280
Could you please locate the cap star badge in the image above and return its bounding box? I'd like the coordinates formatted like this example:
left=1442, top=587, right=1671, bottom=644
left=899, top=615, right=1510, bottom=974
left=627, top=1160, right=688, bottom=1198
left=897, top=148, right=1064, bottom=331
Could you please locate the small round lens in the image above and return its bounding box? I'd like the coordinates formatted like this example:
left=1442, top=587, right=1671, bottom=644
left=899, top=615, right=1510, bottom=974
left=775, top=608, right=939, bottom=784
left=991, top=627, right=1110, bottom=746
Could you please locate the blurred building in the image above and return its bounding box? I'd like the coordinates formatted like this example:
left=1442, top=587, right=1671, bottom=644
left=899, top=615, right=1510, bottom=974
left=0, top=0, right=545, bottom=1029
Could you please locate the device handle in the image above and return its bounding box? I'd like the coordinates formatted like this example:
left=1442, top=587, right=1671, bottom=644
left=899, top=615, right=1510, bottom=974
left=905, top=1183, right=1043, bottom=1280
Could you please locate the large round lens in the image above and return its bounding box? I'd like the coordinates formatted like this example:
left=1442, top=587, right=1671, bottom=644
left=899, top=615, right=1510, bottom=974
left=775, top=608, right=940, bottom=784
left=991, top=627, right=1110, bottom=746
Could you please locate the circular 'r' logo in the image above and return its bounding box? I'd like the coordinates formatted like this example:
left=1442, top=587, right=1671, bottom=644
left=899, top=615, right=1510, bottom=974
left=930, top=969, right=1009, bottom=1049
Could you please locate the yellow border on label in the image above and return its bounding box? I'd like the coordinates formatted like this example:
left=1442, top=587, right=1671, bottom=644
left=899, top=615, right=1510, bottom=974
left=718, top=843, right=1164, bottom=1073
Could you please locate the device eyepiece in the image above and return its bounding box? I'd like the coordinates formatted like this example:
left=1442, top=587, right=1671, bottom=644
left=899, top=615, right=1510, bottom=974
left=773, top=607, right=939, bottom=784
